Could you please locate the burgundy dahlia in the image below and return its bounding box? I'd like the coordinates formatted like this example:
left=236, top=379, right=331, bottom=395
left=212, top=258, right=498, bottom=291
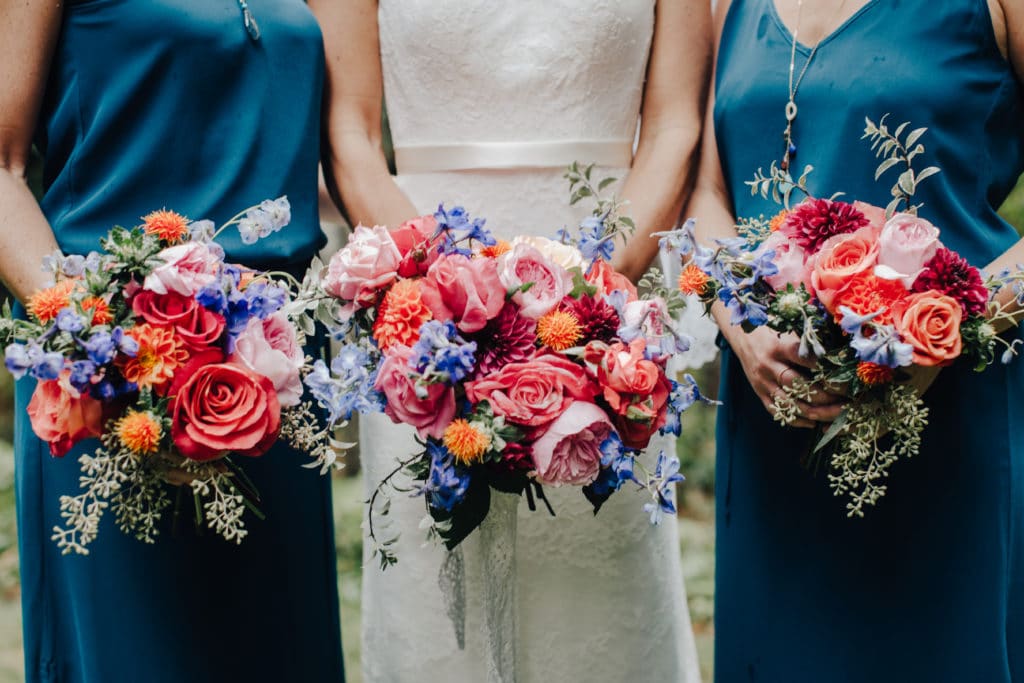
left=489, top=442, right=535, bottom=476
left=912, top=247, right=989, bottom=316
left=560, top=294, right=620, bottom=344
left=471, top=303, right=537, bottom=377
left=780, top=198, right=869, bottom=254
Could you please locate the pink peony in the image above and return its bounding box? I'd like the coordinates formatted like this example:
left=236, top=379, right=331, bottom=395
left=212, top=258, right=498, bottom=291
left=532, top=401, right=612, bottom=486
left=877, top=213, right=941, bottom=287
left=27, top=371, right=104, bottom=457
left=419, top=254, right=506, bottom=333
left=323, top=225, right=402, bottom=310
left=143, top=242, right=221, bottom=296
left=809, top=225, right=881, bottom=311
left=498, top=243, right=574, bottom=319
left=780, top=198, right=869, bottom=254
left=374, top=344, right=455, bottom=439
left=392, top=215, right=439, bottom=278
left=465, top=353, right=597, bottom=428
left=228, top=312, right=305, bottom=407
left=757, top=231, right=811, bottom=292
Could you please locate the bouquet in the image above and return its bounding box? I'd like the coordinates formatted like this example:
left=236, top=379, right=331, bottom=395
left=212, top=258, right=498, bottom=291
left=671, top=117, right=1023, bottom=516
left=1, top=199, right=339, bottom=554
left=300, top=165, right=713, bottom=566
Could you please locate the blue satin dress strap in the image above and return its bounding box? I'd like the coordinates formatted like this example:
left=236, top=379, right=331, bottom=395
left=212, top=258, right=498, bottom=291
left=712, top=0, right=1024, bottom=680
left=16, top=2, right=344, bottom=681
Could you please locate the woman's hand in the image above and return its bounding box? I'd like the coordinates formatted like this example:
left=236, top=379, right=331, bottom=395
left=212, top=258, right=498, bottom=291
left=726, top=324, right=846, bottom=428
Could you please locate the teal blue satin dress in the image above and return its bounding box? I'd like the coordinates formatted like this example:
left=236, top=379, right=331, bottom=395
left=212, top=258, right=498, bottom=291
left=15, top=2, right=344, bottom=681
left=713, top=0, right=1024, bottom=680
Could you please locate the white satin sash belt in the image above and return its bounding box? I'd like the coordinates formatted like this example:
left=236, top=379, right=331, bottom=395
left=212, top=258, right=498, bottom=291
left=394, top=140, right=633, bottom=174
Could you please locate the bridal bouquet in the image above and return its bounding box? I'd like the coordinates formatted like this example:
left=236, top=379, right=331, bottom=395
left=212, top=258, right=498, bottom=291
left=1, top=199, right=338, bottom=554
left=670, top=117, right=1023, bottom=516
left=301, top=165, right=713, bottom=566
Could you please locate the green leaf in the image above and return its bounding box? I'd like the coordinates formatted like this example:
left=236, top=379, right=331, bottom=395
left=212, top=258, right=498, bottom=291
left=897, top=169, right=916, bottom=196
left=915, top=166, right=940, bottom=184
left=597, top=177, right=617, bottom=191
left=813, top=410, right=849, bottom=453
left=905, top=127, right=927, bottom=149
left=873, top=156, right=901, bottom=181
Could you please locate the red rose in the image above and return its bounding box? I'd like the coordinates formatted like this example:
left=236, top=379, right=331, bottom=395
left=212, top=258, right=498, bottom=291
left=131, top=290, right=226, bottom=354
left=465, top=353, right=597, bottom=428
left=170, top=363, right=281, bottom=461
left=584, top=338, right=671, bottom=449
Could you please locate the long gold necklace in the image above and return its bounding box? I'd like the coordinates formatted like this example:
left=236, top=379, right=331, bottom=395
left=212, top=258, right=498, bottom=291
left=780, top=0, right=848, bottom=171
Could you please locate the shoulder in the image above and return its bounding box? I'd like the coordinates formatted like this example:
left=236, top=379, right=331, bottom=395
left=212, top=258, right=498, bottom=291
left=993, top=0, right=1024, bottom=79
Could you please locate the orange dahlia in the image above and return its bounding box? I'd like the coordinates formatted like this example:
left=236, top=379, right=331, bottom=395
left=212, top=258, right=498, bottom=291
left=443, top=419, right=490, bottom=465
left=479, top=240, right=512, bottom=259
left=120, top=323, right=188, bottom=390
left=677, top=264, right=709, bottom=296
left=81, top=295, right=113, bottom=326
left=768, top=209, right=789, bottom=233
left=115, top=409, right=163, bottom=455
left=536, top=309, right=582, bottom=351
left=27, top=279, right=77, bottom=323
left=142, top=209, right=190, bottom=242
left=856, top=361, right=894, bottom=386
left=372, top=279, right=433, bottom=351
left=833, top=274, right=907, bottom=327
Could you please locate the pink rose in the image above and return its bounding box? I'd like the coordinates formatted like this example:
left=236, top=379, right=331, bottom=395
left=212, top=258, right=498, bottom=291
left=27, top=371, right=104, bottom=457
left=418, top=254, right=506, bottom=333
left=585, top=259, right=639, bottom=302
left=143, top=242, right=221, bottom=296
left=877, top=213, right=941, bottom=287
left=757, top=231, right=810, bottom=292
left=392, top=215, right=439, bottom=278
left=853, top=201, right=887, bottom=232
left=531, top=401, right=612, bottom=486
left=810, top=226, right=880, bottom=311
left=323, top=225, right=402, bottom=310
left=374, top=344, right=455, bottom=439
left=498, top=243, right=574, bottom=319
left=584, top=339, right=670, bottom=450
left=465, top=353, right=597, bottom=428
left=228, top=312, right=305, bottom=407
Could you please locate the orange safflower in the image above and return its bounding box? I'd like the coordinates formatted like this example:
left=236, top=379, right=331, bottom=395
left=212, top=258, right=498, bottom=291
left=856, top=362, right=895, bottom=386
left=120, top=323, right=188, bottom=390
left=142, top=209, right=190, bottom=242
left=27, top=279, right=78, bottom=323
left=479, top=240, right=512, bottom=259
left=536, top=309, right=582, bottom=351
left=677, top=264, right=709, bottom=296
left=769, top=210, right=789, bottom=233
left=443, top=419, right=490, bottom=465
left=115, top=409, right=162, bottom=455
left=81, top=296, right=113, bottom=326
left=372, top=279, right=433, bottom=352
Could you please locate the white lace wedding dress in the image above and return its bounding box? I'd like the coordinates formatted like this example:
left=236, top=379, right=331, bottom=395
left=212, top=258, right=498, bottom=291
left=359, top=2, right=715, bottom=681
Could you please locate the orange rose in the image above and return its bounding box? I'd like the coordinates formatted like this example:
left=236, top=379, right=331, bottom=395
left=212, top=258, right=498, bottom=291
left=892, top=291, right=962, bottom=366
left=810, top=226, right=879, bottom=312
left=585, top=259, right=638, bottom=302
left=831, top=273, right=907, bottom=326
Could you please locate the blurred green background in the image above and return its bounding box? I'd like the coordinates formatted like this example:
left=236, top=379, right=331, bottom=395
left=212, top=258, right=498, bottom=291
left=0, top=155, right=1019, bottom=682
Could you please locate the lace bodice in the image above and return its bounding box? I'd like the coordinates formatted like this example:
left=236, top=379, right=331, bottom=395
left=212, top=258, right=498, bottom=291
left=379, top=0, right=654, bottom=147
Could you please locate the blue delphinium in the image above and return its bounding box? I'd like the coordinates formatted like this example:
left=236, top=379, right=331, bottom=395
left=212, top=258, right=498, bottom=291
left=56, top=308, right=86, bottom=334
left=244, top=281, right=287, bottom=319
left=417, top=441, right=471, bottom=513
left=305, top=341, right=385, bottom=425
left=237, top=198, right=289, bottom=246
left=68, top=360, right=97, bottom=392
left=642, top=451, right=685, bottom=525
left=838, top=306, right=914, bottom=368
left=577, top=215, right=614, bottom=262
left=589, top=433, right=637, bottom=497
left=433, top=204, right=495, bottom=255
left=3, top=344, right=32, bottom=379
left=409, top=320, right=477, bottom=386
left=660, top=374, right=718, bottom=437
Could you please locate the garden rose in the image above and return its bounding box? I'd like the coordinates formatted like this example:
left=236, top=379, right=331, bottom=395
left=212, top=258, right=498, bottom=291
left=392, top=215, right=439, bottom=277
left=131, top=290, right=226, bottom=353
left=144, top=242, right=221, bottom=296
left=229, top=312, right=305, bottom=406
left=891, top=291, right=963, bottom=366
left=466, top=353, right=597, bottom=428
left=877, top=213, right=941, bottom=287
left=27, top=371, right=104, bottom=457
left=757, top=230, right=810, bottom=292
left=810, top=226, right=880, bottom=312
left=323, top=224, right=402, bottom=309
left=419, top=254, right=505, bottom=333
left=584, top=338, right=670, bottom=449
left=511, top=235, right=585, bottom=271
left=585, top=259, right=639, bottom=302
left=170, top=363, right=281, bottom=461
left=853, top=201, right=887, bottom=232
left=531, top=401, right=611, bottom=487
left=375, top=344, right=455, bottom=439
left=498, top=243, right=574, bottom=319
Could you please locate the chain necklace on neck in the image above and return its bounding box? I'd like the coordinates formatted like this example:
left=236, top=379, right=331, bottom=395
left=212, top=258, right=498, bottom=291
left=237, top=0, right=261, bottom=42
left=780, top=0, right=847, bottom=171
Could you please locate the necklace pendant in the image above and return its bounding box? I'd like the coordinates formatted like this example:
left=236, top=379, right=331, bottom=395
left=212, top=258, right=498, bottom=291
left=238, top=1, right=261, bottom=42
left=785, top=100, right=798, bottom=122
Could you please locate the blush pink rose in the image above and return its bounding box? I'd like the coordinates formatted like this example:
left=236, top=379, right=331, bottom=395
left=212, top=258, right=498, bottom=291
left=465, top=353, right=597, bottom=428
left=585, top=259, right=639, bottom=302
left=143, top=242, right=221, bottom=296
left=853, top=201, right=887, bottom=232
left=323, top=225, right=402, bottom=310
left=584, top=338, right=670, bottom=449
left=757, top=231, right=811, bottom=292
left=498, top=243, right=574, bottom=319
left=392, top=215, right=439, bottom=277
left=27, top=371, right=104, bottom=457
left=532, top=401, right=612, bottom=486
left=418, top=254, right=506, bottom=333
left=877, top=213, right=941, bottom=287
left=810, top=226, right=881, bottom=312
left=228, top=312, right=305, bottom=406
left=374, top=344, right=455, bottom=439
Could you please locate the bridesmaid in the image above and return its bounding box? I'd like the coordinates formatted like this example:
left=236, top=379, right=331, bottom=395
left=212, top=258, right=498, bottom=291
left=0, top=2, right=344, bottom=681
left=686, top=0, right=1024, bottom=680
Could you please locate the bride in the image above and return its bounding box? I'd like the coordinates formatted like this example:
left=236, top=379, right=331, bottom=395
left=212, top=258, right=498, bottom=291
left=312, top=1, right=715, bottom=680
